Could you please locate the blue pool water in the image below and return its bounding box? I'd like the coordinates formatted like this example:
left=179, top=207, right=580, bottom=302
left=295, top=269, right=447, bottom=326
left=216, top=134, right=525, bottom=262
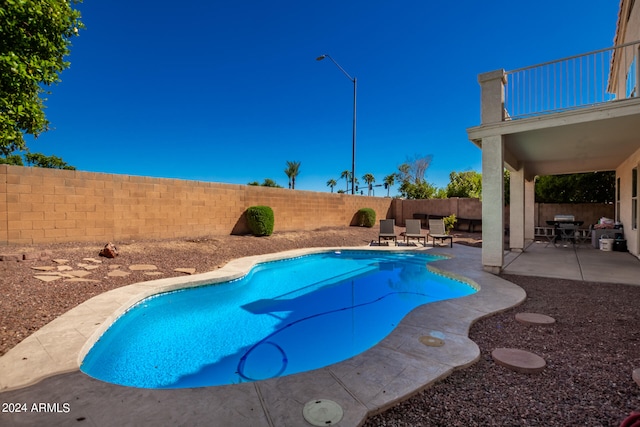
left=81, top=251, right=476, bottom=389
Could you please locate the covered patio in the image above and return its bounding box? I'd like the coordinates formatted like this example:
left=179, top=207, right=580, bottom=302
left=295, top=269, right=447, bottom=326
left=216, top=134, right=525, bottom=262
left=503, top=240, right=640, bottom=285
left=467, top=40, right=640, bottom=274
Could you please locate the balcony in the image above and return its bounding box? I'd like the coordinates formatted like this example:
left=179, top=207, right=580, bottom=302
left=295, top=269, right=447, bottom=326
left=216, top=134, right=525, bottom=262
left=467, top=41, right=640, bottom=178
left=504, top=40, right=639, bottom=120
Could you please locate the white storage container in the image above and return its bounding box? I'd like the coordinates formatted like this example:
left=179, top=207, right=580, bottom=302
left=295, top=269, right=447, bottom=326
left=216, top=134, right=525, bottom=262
left=600, top=238, right=614, bottom=251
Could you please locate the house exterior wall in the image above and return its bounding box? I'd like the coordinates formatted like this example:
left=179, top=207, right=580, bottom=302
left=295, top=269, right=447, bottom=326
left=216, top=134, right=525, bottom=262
left=616, top=147, right=640, bottom=257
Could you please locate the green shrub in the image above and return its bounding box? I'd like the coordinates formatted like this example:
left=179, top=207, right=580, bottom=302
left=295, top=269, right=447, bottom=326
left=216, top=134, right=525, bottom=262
left=246, top=206, right=274, bottom=236
left=443, top=214, right=457, bottom=234
left=357, top=208, right=376, bottom=227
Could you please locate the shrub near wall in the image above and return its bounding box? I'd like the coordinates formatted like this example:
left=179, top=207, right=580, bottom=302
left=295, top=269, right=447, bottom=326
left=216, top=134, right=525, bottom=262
left=246, top=206, right=274, bottom=236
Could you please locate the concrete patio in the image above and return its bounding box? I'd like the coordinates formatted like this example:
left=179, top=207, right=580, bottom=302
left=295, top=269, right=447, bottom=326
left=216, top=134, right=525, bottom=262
left=503, top=240, right=640, bottom=286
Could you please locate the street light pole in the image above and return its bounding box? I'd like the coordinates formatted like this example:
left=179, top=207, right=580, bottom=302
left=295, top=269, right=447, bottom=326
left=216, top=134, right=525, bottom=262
left=316, top=54, right=357, bottom=195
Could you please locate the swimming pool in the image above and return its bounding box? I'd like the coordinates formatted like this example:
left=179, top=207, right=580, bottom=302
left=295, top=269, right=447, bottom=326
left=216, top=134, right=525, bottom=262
left=80, top=250, right=477, bottom=389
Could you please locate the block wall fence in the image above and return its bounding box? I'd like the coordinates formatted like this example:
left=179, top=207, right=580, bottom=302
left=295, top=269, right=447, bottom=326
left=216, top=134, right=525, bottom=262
left=0, top=165, right=615, bottom=245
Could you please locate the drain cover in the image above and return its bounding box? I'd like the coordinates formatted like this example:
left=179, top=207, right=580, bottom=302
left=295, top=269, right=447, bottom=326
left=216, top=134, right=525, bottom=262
left=302, top=399, right=343, bottom=426
left=419, top=335, right=445, bottom=347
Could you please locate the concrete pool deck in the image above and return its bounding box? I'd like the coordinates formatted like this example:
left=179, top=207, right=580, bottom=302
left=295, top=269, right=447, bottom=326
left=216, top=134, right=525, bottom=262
left=0, top=244, right=526, bottom=426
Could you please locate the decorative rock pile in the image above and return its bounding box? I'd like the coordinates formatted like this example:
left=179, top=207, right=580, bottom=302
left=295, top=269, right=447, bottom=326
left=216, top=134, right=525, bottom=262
left=1, top=244, right=197, bottom=283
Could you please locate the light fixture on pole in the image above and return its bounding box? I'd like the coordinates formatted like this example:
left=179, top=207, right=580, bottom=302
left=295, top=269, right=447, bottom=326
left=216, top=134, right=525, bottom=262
left=316, top=54, right=357, bottom=195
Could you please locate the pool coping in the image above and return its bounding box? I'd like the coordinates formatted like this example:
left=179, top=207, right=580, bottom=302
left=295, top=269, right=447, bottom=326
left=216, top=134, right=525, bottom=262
left=0, top=244, right=526, bottom=426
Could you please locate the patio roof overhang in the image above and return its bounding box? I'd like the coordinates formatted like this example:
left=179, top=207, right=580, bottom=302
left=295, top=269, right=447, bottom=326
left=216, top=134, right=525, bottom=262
left=467, top=97, right=640, bottom=180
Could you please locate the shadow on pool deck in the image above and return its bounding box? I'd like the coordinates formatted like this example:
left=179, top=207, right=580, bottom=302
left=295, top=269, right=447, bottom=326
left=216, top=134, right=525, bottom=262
left=0, top=245, right=525, bottom=427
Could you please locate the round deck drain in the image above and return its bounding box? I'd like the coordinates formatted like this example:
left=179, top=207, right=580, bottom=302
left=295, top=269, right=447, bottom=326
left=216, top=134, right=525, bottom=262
left=303, top=399, right=343, bottom=426
left=419, top=335, right=445, bottom=347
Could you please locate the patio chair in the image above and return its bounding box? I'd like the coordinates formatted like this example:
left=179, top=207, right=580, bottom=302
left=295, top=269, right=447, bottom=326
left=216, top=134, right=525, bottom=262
left=428, top=219, right=453, bottom=248
left=378, top=219, right=397, bottom=246
left=404, top=219, right=426, bottom=246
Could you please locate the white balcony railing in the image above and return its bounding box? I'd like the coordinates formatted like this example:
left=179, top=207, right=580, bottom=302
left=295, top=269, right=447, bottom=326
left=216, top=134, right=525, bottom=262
left=504, top=40, right=640, bottom=119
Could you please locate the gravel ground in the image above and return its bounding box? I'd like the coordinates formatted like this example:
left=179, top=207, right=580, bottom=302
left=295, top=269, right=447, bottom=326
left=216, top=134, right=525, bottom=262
left=365, top=274, right=640, bottom=427
left=1, top=227, right=639, bottom=426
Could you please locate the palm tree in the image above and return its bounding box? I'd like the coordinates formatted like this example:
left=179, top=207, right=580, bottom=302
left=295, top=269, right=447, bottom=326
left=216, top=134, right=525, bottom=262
left=326, top=178, right=337, bottom=193
left=362, top=173, right=375, bottom=196
left=383, top=174, right=395, bottom=197
left=284, top=161, right=301, bottom=189
left=340, top=170, right=351, bottom=192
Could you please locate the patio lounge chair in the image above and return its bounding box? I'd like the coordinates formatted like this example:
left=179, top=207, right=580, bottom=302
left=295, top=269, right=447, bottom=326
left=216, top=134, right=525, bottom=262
left=378, top=219, right=397, bottom=246
left=428, top=219, right=453, bottom=248
left=404, top=219, right=426, bottom=246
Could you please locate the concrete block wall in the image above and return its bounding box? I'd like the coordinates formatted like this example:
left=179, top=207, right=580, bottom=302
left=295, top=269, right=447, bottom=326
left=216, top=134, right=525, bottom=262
left=1, top=164, right=617, bottom=246
left=534, top=203, right=615, bottom=228
left=396, top=198, right=482, bottom=227
left=0, top=165, right=393, bottom=245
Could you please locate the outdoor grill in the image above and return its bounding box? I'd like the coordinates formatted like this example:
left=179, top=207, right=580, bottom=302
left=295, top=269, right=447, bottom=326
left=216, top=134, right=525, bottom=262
left=553, top=214, right=575, bottom=223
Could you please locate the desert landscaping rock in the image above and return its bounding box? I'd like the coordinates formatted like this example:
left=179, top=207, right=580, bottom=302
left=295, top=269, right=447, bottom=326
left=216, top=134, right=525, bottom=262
left=77, top=263, right=100, bottom=270
left=0, top=253, right=22, bottom=262
left=129, top=264, right=158, bottom=271
left=83, top=258, right=102, bottom=263
left=144, top=271, right=164, bottom=276
left=57, top=265, right=73, bottom=271
left=67, top=270, right=92, bottom=278
left=174, top=268, right=196, bottom=275
left=491, top=347, right=546, bottom=374
left=515, top=312, right=556, bottom=325
left=633, top=368, right=640, bottom=387
left=107, top=270, right=131, bottom=277
left=31, top=266, right=56, bottom=271
left=33, top=275, right=62, bottom=282
left=52, top=259, right=69, bottom=264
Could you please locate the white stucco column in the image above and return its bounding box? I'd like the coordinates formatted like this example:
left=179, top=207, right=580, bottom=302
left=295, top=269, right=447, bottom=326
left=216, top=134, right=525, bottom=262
left=509, top=168, right=525, bottom=251
left=524, top=178, right=535, bottom=241
left=478, top=70, right=507, bottom=124
left=481, top=135, right=505, bottom=273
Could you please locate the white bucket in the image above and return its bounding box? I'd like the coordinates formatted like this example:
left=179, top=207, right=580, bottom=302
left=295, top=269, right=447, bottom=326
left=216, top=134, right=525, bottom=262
left=600, top=238, right=614, bottom=251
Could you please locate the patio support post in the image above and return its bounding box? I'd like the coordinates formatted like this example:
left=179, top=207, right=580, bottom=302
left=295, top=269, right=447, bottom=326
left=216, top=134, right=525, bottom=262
left=510, top=168, right=525, bottom=251
left=481, top=134, right=505, bottom=273
left=524, top=178, right=535, bottom=241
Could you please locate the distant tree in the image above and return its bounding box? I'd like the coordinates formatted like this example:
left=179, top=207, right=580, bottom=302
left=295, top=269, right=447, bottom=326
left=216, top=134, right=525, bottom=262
left=503, top=169, right=510, bottom=205
left=383, top=174, right=395, bottom=197
left=535, top=172, right=615, bottom=203
left=1, top=152, right=75, bottom=169
left=284, top=161, right=301, bottom=189
left=0, top=154, right=24, bottom=165
left=24, top=153, right=75, bottom=170
left=395, top=154, right=437, bottom=199
left=446, top=171, right=482, bottom=199
left=1, top=0, right=84, bottom=155
left=434, top=188, right=448, bottom=199
left=326, top=178, right=337, bottom=193
left=362, top=173, right=375, bottom=196
left=247, top=179, right=283, bottom=188
left=340, top=170, right=351, bottom=193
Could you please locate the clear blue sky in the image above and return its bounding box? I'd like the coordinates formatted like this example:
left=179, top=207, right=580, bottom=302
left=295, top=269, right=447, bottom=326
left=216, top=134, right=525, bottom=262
left=27, top=0, right=620, bottom=195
